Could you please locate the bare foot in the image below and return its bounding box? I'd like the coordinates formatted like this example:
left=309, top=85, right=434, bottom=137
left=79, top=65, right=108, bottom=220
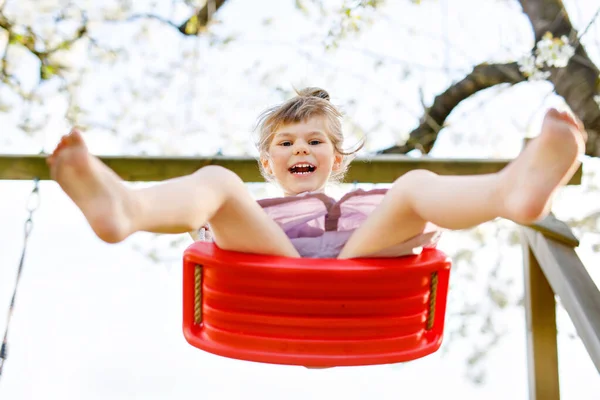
left=47, top=129, right=137, bottom=243
left=501, top=108, right=586, bottom=224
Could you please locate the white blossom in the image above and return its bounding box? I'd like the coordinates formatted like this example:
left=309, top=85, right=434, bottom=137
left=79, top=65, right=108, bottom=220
left=518, top=55, right=550, bottom=80
left=517, top=32, right=576, bottom=80
left=0, top=29, right=7, bottom=54
left=518, top=55, right=536, bottom=76
left=63, top=6, right=83, bottom=20
left=531, top=70, right=551, bottom=80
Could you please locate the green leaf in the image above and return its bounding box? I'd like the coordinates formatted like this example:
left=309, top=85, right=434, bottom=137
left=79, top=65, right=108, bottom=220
left=185, top=14, right=199, bottom=35
left=41, top=64, right=58, bottom=80
left=9, top=33, right=23, bottom=45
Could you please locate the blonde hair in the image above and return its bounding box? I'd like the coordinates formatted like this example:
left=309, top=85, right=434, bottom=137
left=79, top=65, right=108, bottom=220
left=255, top=87, right=363, bottom=183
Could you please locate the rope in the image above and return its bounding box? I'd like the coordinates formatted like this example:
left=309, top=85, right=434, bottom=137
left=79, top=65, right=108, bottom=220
left=426, top=272, right=438, bottom=330
left=194, top=265, right=203, bottom=324
left=0, top=178, right=40, bottom=381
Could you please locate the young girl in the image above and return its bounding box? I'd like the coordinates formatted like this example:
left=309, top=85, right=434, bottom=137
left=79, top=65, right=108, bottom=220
left=46, top=88, right=586, bottom=259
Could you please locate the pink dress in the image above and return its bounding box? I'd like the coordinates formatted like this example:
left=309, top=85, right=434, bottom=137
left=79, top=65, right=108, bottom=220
left=193, top=189, right=441, bottom=259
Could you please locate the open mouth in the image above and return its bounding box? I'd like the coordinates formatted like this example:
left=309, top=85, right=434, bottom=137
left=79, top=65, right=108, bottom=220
left=288, top=163, right=316, bottom=175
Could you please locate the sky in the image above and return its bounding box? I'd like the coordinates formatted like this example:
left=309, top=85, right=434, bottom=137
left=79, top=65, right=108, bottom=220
left=1, top=0, right=600, bottom=399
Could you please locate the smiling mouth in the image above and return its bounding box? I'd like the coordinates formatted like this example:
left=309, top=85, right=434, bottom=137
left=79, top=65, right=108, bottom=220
left=289, top=163, right=316, bottom=174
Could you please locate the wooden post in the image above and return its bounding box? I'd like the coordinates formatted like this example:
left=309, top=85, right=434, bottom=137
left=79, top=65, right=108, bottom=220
left=522, top=228, right=600, bottom=372
left=522, top=239, right=560, bottom=400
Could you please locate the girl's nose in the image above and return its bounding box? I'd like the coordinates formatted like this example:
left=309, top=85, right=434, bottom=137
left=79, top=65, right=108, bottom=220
left=293, top=143, right=310, bottom=155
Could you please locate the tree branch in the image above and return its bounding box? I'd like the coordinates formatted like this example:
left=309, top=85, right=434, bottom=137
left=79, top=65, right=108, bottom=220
left=119, top=13, right=182, bottom=31
left=0, top=9, right=11, bottom=31
left=380, top=62, right=526, bottom=154
left=518, top=0, right=573, bottom=42
left=177, top=0, right=229, bottom=35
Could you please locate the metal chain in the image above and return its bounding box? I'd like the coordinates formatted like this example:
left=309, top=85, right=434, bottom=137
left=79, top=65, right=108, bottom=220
left=0, top=178, right=40, bottom=381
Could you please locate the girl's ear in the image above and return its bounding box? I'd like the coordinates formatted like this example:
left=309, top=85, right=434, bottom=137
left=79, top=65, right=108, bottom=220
left=261, top=156, right=273, bottom=175
left=332, top=153, right=344, bottom=171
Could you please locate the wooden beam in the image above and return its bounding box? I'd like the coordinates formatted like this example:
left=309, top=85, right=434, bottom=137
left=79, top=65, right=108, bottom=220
left=521, top=236, right=560, bottom=400
left=0, top=154, right=583, bottom=184
left=522, top=228, right=600, bottom=373
left=526, top=213, right=579, bottom=247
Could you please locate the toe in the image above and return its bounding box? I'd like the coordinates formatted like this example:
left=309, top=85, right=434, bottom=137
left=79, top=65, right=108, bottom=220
left=555, top=111, right=588, bottom=143
left=68, top=128, right=85, bottom=145
left=64, top=132, right=75, bottom=145
left=557, top=111, right=580, bottom=130
left=54, top=142, right=66, bottom=155
left=56, top=136, right=68, bottom=150
left=545, top=108, right=561, bottom=120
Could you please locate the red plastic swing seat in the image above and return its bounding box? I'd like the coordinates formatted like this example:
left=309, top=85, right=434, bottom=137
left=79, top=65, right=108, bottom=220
left=182, top=242, right=451, bottom=367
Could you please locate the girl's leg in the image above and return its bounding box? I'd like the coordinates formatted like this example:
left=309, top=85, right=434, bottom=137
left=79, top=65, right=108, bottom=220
left=47, top=130, right=300, bottom=257
left=338, top=109, right=586, bottom=259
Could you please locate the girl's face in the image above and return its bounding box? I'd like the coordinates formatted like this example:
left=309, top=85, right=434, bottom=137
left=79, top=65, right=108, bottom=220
left=262, top=116, right=343, bottom=196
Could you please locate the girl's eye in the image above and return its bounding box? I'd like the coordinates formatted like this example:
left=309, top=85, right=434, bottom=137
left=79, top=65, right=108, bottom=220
left=279, top=141, right=292, bottom=146
left=309, top=140, right=321, bottom=145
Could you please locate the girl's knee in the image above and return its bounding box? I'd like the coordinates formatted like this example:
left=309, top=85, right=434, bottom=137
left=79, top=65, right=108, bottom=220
left=390, top=170, right=438, bottom=205
left=393, top=169, right=437, bottom=188
left=192, top=166, right=245, bottom=197
left=194, top=165, right=242, bottom=184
